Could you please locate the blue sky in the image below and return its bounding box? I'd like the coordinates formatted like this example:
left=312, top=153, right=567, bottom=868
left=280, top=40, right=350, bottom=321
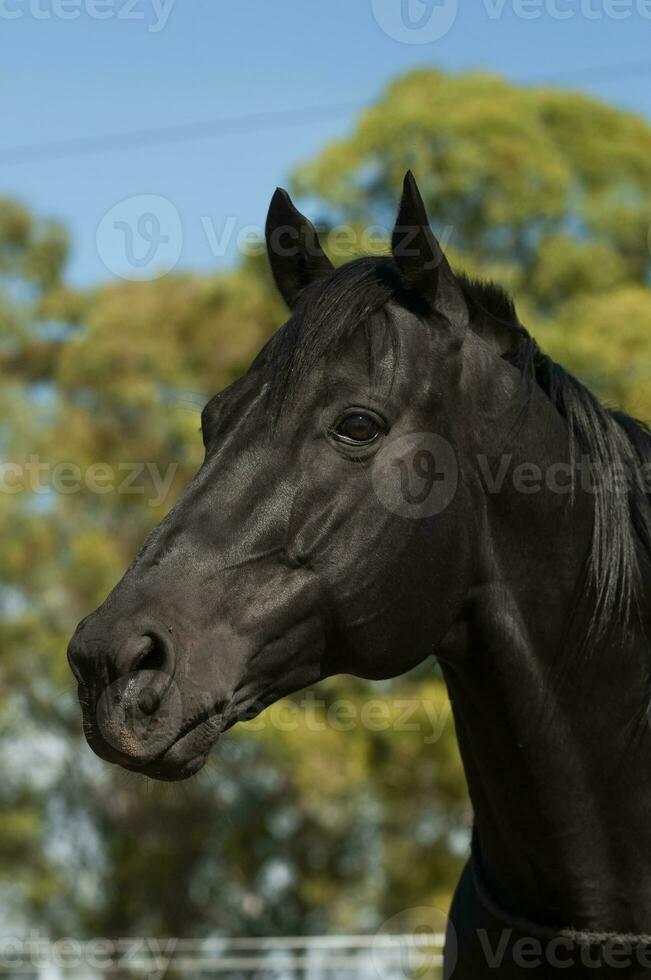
left=2, top=0, right=651, bottom=286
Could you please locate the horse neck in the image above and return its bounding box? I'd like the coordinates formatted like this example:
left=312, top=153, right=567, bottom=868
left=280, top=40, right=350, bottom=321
left=439, top=451, right=651, bottom=933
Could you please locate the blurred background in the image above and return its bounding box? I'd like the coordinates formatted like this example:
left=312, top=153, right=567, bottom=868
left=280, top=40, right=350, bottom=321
left=1, top=1, right=651, bottom=976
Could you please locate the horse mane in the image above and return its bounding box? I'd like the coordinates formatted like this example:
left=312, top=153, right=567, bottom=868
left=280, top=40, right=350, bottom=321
left=264, top=258, right=651, bottom=642
left=459, top=274, right=651, bottom=642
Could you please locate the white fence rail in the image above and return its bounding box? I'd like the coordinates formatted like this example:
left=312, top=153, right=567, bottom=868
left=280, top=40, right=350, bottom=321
left=0, top=933, right=446, bottom=978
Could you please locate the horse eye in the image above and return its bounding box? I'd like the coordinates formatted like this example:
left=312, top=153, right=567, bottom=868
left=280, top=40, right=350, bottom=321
left=334, top=412, right=382, bottom=445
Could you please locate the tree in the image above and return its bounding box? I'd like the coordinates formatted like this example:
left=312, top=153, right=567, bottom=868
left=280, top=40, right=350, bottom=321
left=291, top=68, right=651, bottom=420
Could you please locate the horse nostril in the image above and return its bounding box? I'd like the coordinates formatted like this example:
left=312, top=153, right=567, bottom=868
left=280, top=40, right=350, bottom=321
left=115, top=631, right=176, bottom=719
left=118, top=632, right=172, bottom=679
left=137, top=686, right=161, bottom=716
left=132, top=635, right=165, bottom=674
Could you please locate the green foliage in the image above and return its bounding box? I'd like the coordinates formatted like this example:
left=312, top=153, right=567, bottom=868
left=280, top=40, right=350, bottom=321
left=1, top=67, right=649, bottom=944
left=293, top=69, right=651, bottom=419
left=540, top=286, right=651, bottom=419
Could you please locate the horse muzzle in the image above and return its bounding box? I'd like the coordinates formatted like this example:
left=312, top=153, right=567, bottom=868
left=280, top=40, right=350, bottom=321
left=67, top=618, right=230, bottom=780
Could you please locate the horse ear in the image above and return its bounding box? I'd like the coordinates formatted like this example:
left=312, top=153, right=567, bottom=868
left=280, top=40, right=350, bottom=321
left=265, top=188, right=334, bottom=310
left=391, top=171, right=468, bottom=336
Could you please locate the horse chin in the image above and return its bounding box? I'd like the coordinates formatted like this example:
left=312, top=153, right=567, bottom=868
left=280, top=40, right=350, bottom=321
left=122, top=750, right=210, bottom=782
left=81, top=700, right=222, bottom=781
left=114, top=730, right=215, bottom=781
left=134, top=714, right=223, bottom=781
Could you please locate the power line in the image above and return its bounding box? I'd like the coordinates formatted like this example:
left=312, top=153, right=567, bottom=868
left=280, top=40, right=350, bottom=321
left=539, top=58, right=651, bottom=84
left=0, top=59, right=650, bottom=168
left=0, top=100, right=366, bottom=167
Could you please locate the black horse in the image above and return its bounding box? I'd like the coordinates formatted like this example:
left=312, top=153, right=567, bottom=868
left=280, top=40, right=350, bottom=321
left=68, top=173, right=651, bottom=977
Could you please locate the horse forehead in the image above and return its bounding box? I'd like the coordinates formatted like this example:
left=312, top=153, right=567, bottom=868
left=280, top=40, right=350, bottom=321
left=379, top=305, right=441, bottom=392
left=203, top=369, right=270, bottom=431
left=207, top=303, right=435, bottom=421
left=323, top=305, right=430, bottom=384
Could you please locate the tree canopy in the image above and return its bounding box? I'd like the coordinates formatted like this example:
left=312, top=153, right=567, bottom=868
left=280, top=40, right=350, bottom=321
left=293, top=68, right=651, bottom=419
